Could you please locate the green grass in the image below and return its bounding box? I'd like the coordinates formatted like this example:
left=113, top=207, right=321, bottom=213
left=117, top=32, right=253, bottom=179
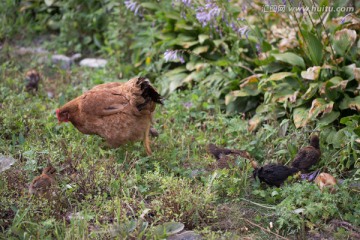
left=1, top=45, right=359, bottom=239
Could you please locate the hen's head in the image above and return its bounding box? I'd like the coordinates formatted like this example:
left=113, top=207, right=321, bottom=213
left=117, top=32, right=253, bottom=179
left=56, top=109, right=69, bottom=123
left=310, top=134, right=320, bottom=149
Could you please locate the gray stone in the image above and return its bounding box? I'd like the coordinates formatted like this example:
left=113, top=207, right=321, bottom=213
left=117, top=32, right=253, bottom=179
left=16, top=47, right=49, bottom=55
left=80, top=58, right=107, bottom=68
left=168, top=231, right=202, bottom=240
left=52, top=54, right=72, bottom=69
left=70, top=53, right=82, bottom=62
left=0, top=154, right=16, bottom=173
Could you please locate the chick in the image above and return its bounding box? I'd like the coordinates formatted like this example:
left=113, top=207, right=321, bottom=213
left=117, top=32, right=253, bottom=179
left=314, top=172, right=337, bottom=193
left=252, top=161, right=299, bottom=187
left=291, top=134, right=321, bottom=172
left=29, top=165, right=57, bottom=199
left=207, top=143, right=251, bottom=160
left=25, top=70, right=40, bottom=92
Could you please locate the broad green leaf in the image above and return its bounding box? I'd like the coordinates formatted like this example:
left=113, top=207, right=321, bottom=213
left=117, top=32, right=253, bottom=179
left=261, top=40, right=272, bottom=52
left=339, top=95, right=360, bottom=111
left=183, top=71, right=203, bottom=83
left=192, top=46, right=209, bottom=55
left=141, top=2, right=159, bottom=10
left=175, top=22, right=194, bottom=31
left=254, top=56, right=276, bottom=67
left=302, top=83, right=318, bottom=100
left=267, top=72, right=295, bottom=81
left=45, top=0, right=54, bottom=6
left=248, top=114, right=263, bottom=132
left=301, top=66, right=321, bottom=80
left=164, top=67, right=187, bottom=76
left=198, top=34, right=209, bottom=44
left=181, top=41, right=199, bottom=49
left=302, top=31, right=323, bottom=66
left=340, top=115, right=360, bottom=125
left=213, top=40, right=224, bottom=47
left=333, top=29, right=357, bottom=56
left=151, top=222, right=184, bottom=237
left=272, top=52, right=305, bottom=69
left=293, top=107, right=308, bottom=128
left=318, top=111, right=340, bottom=126
left=225, top=95, right=258, bottom=114
left=167, top=73, right=188, bottom=93
left=308, top=98, right=334, bottom=120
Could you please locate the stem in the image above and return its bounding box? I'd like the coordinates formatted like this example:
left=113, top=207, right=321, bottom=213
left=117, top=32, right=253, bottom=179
left=241, top=217, right=290, bottom=240
left=239, top=197, right=276, bottom=209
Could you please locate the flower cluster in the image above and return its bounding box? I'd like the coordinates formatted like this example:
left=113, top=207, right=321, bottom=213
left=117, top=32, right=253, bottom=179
left=124, top=0, right=140, bottom=15
left=181, top=0, right=192, bottom=7
left=164, top=50, right=185, bottom=63
left=195, top=1, right=221, bottom=27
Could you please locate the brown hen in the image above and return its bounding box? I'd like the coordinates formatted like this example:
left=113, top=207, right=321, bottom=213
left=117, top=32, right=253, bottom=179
left=56, top=77, right=162, bottom=155
left=291, top=135, right=321, bottom=172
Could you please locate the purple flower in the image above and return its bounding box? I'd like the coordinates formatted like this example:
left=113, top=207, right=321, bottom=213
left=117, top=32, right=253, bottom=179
left=238, top=26, right=248, bottom=37
left=164, top=50, right=185, bottom=63
left=183, top=102, right=193, bottom=109
left=256, top=43, right=261, bottom=53
left=195, top=2, right=221, bottom=27
left=181, top=0, right=192, bottom=6
left=124, top=0, right=140, bottom=15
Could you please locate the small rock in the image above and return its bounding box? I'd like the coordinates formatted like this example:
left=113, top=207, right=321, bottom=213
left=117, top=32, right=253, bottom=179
left=168, top=231, right=202, bottom=240
left=16, top=47, right=49, bottom=55
left=80, top=58, right=107, bottom=68
left=0, top=154, right=17, bottom=173
left=47, top=91, right=54, bottom=99
left=52, top=54, right=72, bottom=69
left=70, top=53, right=82, bottom=62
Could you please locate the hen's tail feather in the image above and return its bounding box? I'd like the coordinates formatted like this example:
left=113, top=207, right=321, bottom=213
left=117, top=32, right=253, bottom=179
left=137, top=77, right=163, bottom=108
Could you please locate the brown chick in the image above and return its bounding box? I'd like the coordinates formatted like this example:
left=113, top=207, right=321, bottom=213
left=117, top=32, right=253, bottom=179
left=29, top=165, right=57, bottom=198
left=207, top=143, right=251, bottom=160
left=314, top=172, right=337, bottom=193
left=25, top=70, right=40, bottom=92
left=56, top=77, right=163, bottom=155
left=291, top=135, right=321, bottom=172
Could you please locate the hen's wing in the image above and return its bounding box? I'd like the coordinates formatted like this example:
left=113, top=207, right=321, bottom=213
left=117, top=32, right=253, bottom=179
left=81, top=89, right=131, bottom=116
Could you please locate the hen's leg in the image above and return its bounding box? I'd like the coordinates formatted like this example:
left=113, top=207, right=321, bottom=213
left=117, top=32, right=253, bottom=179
left=144, top=121, right=152, bottom=156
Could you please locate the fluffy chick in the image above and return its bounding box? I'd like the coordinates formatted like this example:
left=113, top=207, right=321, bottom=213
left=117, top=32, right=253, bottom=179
left=29, top=165, right=57, bottom=199
left=207, top=143, right=251, bottom=160
left=314, top=172, right=337, bottom=193
left=291, top=134, right=321, bottom=172
left=252, top=162, right=299, bottom=187
left=25, top=70, right=40, bottom=92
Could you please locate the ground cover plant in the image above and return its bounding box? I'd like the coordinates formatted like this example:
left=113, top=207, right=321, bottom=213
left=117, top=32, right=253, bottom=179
left=1, top=0, right=360, bottom=239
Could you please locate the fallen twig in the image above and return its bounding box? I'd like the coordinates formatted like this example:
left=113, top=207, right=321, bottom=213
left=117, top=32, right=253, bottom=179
left=239, top=198, right=276, bottom=210
left=241, top=218, right=289, bottom=240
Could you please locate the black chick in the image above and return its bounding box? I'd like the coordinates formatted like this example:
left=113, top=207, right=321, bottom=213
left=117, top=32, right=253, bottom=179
left=291, top=135, right=321, bottom=172
left=252, top=162, right=299, bottom=187
left=25, top=70, right=40, bottom=92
